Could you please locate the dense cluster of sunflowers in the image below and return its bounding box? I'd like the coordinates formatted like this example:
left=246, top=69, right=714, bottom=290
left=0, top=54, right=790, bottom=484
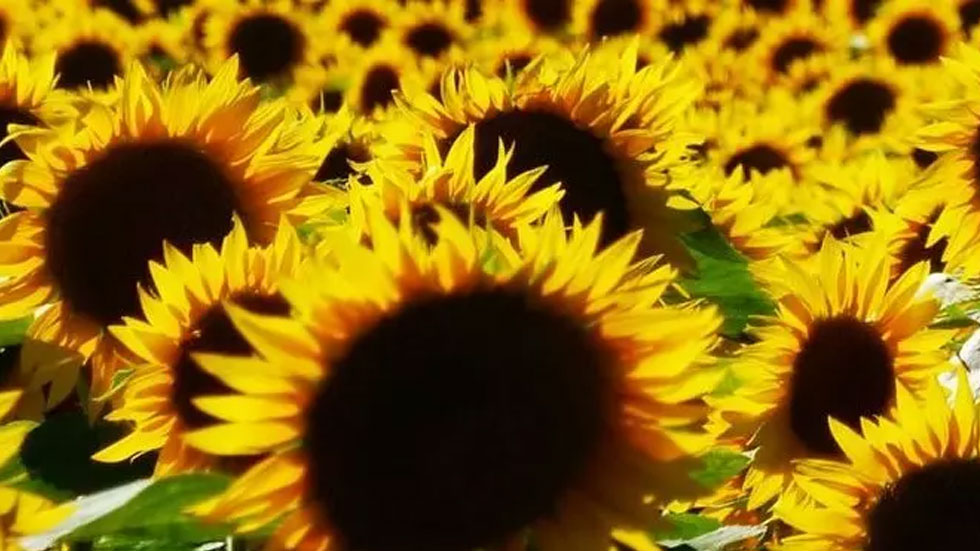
left=3, top=0, right=980, bottom=549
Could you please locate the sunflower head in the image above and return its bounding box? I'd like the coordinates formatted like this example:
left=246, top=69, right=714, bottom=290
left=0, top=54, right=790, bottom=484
left=205, top=0, right=318, bottom=85
left=712, top=236, right=953, bottom=509
left=387, top=44, right=704, bottom=266
left=35, top=7, right=139, bottom=92
left=867, top=0, right=959, bottom=66
left=0, top=58, right=323, bottom=406
left=182, top=205, right=723, bottom=551
left=95, top=219, right=305, bottom=475
left=775, top=368, right=980, bottom=551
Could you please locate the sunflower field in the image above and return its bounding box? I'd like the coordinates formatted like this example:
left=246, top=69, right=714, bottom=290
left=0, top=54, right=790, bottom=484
left=4, top=0, right=980, bottom=549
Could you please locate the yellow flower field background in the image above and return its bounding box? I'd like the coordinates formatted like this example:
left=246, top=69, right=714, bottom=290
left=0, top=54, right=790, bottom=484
left=0, top=0, right=976, bottom=550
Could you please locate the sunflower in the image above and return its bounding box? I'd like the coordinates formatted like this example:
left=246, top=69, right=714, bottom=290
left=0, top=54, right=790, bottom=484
left=739, top=0, right=814, bottom=16
left=0, top=45, right=72, bottom=172
left=33, top=7, right=140, bottom=92
left=655, top=1, right=718, bottom=54
left=0, top=0, right=36, bottom=50
left=345, top=39, right=435, bottom=118
left=710, top=236, right=954, bottom=510
left=136, top=18, right=193, bottom=81
left=687, top=167, right=802, bottom=262
left=305, top=109, right=377, bottom=187
left=0, top=59, right=322, bottom=408
left=387, top=44, right=703, bottom=265
left=571, top=0, right=658, bottom=41
left=685, top=6, right=762, bottom=105
left=93, top=220, right=307, bottom=476
left=681, top=91, right=820, bottom=214
left=961, top=0, right=980, bottom=37
left=470, top=27, right=564, bottom=80
left=866, top=0, right=959, bottom=67
left=743, top=8, right=847, bottom=95
left=203, top=0, right=321, bottom=86
left=185, top=205, right=722, bottom=551
left=500, top=0, right=575, bottom=35
left=321, top=0, right=392, bottom=50
left=915, top=43, right=980, bottom=279
left=392, top=0, right=472, bottom=63
left=352, top=124, right=563, bottom=242
left=800, top=151, right=924, bottom=251
left=774, top=368, right=980, bottom=551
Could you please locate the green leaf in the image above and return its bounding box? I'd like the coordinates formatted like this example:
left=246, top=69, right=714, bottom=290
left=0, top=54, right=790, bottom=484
left=677, top=220, right=775, bottom=338
left=651, top=513, right=722, bottom=542
left=65, top=474, right=233, bottom=543
left=20, top=411, right=155, bottom=496
left=689, top=449, right=751, bottom=489
left=0, top=317, right=32, bottom=347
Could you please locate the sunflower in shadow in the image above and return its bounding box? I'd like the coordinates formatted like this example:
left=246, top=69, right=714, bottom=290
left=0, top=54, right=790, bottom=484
left=93, top=220, right=313, bottom=476
left=185, top=206, right=722, bottom=551
left=0, top=59, right=323, bottom=409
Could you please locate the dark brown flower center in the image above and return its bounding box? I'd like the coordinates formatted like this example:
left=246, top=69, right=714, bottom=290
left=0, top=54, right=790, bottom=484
left=0, top=105, right=39, bottom=168
left=310, top=88, right=345, bottom=113
left=771, top=37, right=821, bottom=74
left=897, top=210, right=947, bottom=274
left=724, top=144, right=790, bottom=178
left=55, top=41, right=121, bottom=90
left=172, top=292, right=290, bottom=429
left=305, top=288, right=613, bottom=551
left=961, top=0, right=980, bottom=34
left=746, top=0, right=789, bottom=13
left=45, top=140, right=242, bottom=326
left=789, top=316, right=895, bottom=455
left=589, top=0, right=643, bottom=38
left=867, top=459, right=980, bottom=551
left=95, top=0, right=143, bottom=23
left=315, top=141, right=371, bottom=184
left=471, top=109, right=629, bottom=245
left=495, top=54, right=533, bottom=78
left=723, top=27, right=760, bottom=52
left=826, top=78, right=896, bottom=135
left=887, top=15, right=945, bottom=65
left=658, top=14, right=711, bottom=53
left=410, top=202, right=489, bottom=245
left=828, top=210, right=872, bottom=240
left=912, top=148, right=938, bottom=169
left=340, top=10, right=385, bottom=47
left=228, top=14, right=304, bottom=81
left=359, top=65, right=400, bottom=113
left=852, top=0, right=883, bottom=23
left=152, top=0, right=193, bottom=17
left=522, top=0, right=571, bottom=31
left=405, top=23, right=454, bottom=58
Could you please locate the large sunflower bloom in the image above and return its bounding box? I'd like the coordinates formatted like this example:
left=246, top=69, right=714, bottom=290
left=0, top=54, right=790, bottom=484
left=386, top=44, right=702, bottom=264
left=775, top=369, right=980, bottom=551
left=711, top=236, right=954, bottom=510
left=0, top=59, right=322, bottom=406
left=94, top=220, right=305, bottom=476
left=185, top=208, right=722, bottom=551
